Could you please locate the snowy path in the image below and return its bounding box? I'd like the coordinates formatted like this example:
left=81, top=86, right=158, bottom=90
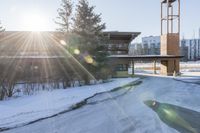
left=2, top=76, right=200, bottom=133
left=0, top=78, right=138, bottom=130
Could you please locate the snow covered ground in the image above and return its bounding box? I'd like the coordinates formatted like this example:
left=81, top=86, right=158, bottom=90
left=1, top=72, right=200, bottom=133
left=1, top=73, right=200, bottom=133
left=0, top=78, right=139, bottom=130
left=135, top=61, right=200, bottom=72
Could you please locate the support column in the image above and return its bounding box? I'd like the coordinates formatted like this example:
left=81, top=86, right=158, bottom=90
left=132, top=61, right=135, bottom=75
left=153, top=60, right=157, bottom=74
left=160, top=0, right=181, bottom=76
left=129, top=60, right=134, bottom=76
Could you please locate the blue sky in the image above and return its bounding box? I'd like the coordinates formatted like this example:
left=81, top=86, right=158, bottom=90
left=0, top=0, right=200, bottom=42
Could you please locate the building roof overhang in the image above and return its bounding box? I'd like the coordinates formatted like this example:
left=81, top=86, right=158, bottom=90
left=109, top=55, right=183, bottom=61
left=103, top=31, right=141, bottom=43
left=161, top=0, right=176, bottom=3
left=161, top=0, right=176, bottom=4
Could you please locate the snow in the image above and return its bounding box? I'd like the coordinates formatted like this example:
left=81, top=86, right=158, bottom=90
left=1, top=71, right=200, bottom=133
left=134, top=61, right=200, bottom=72
left=3, top=73, right=200, bottom=133
left=0, top=78, right=138, bottom=129
left=181, top=72, right=200, bottom=77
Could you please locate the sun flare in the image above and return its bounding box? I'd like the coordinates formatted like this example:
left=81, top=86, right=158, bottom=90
left=21, top=12, right=47, bottom=31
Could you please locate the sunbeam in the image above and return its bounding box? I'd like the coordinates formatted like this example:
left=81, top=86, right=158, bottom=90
left=21, top=12, right=48, bottom=31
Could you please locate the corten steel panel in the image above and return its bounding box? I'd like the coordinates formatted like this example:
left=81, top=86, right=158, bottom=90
left=160, top=33, right=180, bottom=56
left=161, top=33, right=180, bottom=76
left=160, top=34, right=180, bottom=75
left=160, top=0, right=180, bottom=76
left=160, top=60, right=168, bottom=75
left=160, top=59, right=180, bottom=76
left=160, top=59, right=179, bottom=76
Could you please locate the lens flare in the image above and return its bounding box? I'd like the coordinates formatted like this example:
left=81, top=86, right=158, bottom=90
left=152, top=101, right=156, bottom=106
left=60, top=40, right=67, bottom=46
left=84, top=56, right=94, bottom=64
left=74, top=49, right=80, bottom=55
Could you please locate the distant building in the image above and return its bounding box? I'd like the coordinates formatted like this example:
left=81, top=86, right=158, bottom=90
left=142, top=36, right=160, bottom=55
left=142, top=36, right=160, bottom=48
left=181, top=39, right=200, bottom=61
left=130, top=36, right=160, bottom=56
left=180, top=39, right=188, bottom=61
left=130, top=35, right=200, bottom=61
left=129, top=43, right=143, bottom=55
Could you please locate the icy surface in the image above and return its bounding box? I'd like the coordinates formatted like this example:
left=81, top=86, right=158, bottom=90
left=2, top=73, right=200, bottom=133
left=0, top=78, right=138, bottom=129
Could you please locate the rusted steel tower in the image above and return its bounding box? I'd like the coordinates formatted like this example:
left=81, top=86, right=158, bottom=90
left=160, top=0, right=181, bottom=76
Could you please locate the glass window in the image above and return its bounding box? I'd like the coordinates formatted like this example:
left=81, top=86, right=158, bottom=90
left=115, top=64, right=128, bottom=71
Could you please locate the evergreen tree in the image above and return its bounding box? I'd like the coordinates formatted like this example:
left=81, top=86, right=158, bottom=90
left=55, top=0, right=110, bottom=82
left=72, top=0, right=106, bottom=52
left=55, top=0, right=73, bottom=33
left=73, top=0, right=105, bottom=34
left=72, top=0, right=109, bottom=80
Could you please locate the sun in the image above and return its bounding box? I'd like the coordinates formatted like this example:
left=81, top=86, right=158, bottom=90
left=21, top=12, right=47, bottom=31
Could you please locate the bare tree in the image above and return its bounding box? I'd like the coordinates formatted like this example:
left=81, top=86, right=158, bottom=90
left=0, top=21, right=5, bottom=32
left=0, top=64, right=18, bottom=100
left=55, top=0, right=73, bottom=33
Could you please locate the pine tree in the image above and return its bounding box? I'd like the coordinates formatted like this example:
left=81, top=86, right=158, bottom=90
left=73, top=0, right=105, bottom=34
left=72, top=0, right=106, bottom=51
left=72, top=0, right=109, bottom=80
left=55, top=0, right=73, bottom=33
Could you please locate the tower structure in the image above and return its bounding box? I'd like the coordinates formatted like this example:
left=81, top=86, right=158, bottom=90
left=160, top=0, right=180, bottom=76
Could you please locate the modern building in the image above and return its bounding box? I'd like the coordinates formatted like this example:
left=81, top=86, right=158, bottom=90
left=0, top=31, right=88, bottom=83
left=181, top=39, right=200, bottom=61
left=0, top=0, right=182, bottom=78
left=103, top=31, right=141, bottom=77
left=130, top=36, right=161, bottom=56
left=129, top=43, right=143, bottom=55
left=131, top=36, right=200, bottom=61
left=142, top=36, right=160, bottom=55
left=110, top=0, right=182, bottom=76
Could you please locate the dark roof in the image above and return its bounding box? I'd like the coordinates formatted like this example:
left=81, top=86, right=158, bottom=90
left=0, top=55, right=65, bottom=59
left=0, top=31, right=65, bottom=56
left=109, top=55, right=183, bottom=61
left=162, top=0, right=176, bottom=3
left=103, top=31, right=141, bottom=43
